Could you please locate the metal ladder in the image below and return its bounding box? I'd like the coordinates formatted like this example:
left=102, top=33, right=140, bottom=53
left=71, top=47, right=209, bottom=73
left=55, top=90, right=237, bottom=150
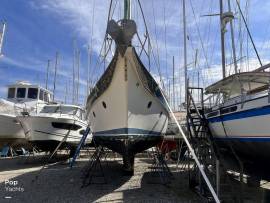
left=186, top=87, right=221, bottom=201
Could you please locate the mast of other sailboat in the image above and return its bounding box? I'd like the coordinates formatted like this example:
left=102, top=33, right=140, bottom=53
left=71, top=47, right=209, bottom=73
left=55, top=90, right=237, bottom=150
left=0, top=22, right=6, bottom=56
left=182, top=0, right=188, bottom=104
left=219, top=0, right=226, bottom=79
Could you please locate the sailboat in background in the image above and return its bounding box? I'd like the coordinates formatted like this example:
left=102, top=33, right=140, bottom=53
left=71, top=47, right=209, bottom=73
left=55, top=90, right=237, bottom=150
left=204, top=0, right=270, bottom=163
left=86, top=0, right=169, bottom=174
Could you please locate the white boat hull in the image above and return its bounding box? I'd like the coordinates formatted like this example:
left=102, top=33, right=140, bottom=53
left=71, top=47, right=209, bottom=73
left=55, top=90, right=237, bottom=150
left=19, top=115, right=90, bottom=151
left=206, top=95, right=270, bottom=161
left=87, top=47, right=169, bottom=172
left=0, top=114, right=30, bottom=149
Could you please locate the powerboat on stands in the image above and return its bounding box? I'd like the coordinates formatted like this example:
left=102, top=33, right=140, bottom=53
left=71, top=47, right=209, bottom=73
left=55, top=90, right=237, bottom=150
left=19, top=104, right=92, bottom=153
left=0, top=81, right=52, bottom=149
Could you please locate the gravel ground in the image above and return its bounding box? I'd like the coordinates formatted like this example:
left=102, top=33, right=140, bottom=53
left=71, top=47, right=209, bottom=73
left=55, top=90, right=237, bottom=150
left=0, top=154, right=200, bottom=203
left=0, top=153, right=270, bottom=203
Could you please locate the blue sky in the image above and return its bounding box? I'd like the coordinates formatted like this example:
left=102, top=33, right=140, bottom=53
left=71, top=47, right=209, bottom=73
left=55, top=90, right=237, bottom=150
left=0, top=0, right=269, bottom=107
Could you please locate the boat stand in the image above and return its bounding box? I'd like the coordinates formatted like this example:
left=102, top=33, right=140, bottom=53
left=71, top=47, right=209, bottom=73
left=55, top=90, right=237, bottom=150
left=81, top=146, right=107, bottom=187
left=148, top=147, right=173, bottom=185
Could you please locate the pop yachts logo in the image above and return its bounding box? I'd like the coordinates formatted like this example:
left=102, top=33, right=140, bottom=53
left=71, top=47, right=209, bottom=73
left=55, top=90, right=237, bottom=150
left=4, top=180, right=24, bottom=192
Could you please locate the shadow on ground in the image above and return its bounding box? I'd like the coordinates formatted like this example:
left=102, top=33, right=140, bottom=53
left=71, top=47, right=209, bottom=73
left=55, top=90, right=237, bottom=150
left=0, top=159, right=132, bottom=203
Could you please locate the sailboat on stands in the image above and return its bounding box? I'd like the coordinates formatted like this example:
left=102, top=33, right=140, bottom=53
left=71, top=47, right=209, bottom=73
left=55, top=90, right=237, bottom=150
left=86, top=0, right=169, bottom=174
left=204, top=0, right=270, bottom=164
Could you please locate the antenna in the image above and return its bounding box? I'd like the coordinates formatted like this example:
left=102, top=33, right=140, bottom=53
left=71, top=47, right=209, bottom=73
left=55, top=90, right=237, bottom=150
left=0, top=22, right=6, bottom=56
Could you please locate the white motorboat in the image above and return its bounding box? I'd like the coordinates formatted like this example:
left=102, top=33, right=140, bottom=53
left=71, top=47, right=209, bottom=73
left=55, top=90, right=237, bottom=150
left=0, top=81, right=52, bottom=149
left=86, top=0, right=169, bottom=174
left=19, top=104, right=91, bottom=152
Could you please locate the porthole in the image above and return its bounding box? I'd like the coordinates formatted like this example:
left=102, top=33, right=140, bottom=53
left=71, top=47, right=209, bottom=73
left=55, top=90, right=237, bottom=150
left=147, top=101, right=152, bottom=109
left=159, top=112, right=163, bottom=117
left=93, top=111, right=96, bottom=117
left=102, top=101, right=107, bottom=109
left=79, top=130, right=85, bottom=135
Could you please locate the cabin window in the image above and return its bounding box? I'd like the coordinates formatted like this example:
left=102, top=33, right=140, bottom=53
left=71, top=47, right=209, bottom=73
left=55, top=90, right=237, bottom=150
left=207, top=111, right=219, bottom=118
left=79, top=129, right=85, bottom=135
left=102, top=101, right=107, bottom=109
left=75, top=108, right=81, bottom=119
left=58, top=106, right=78, bottom=115
left=51, top=122, right=82, bottom=131
left=28, top=88, right=38, bottom=99
left=76, top=109, right=84, bottom=120
left=17, top=88, right=26, bottom=98
left=220, top=106, right=237, bottom=115
left=44, top=92, right=49, bottom=102
left=147, top=101, right=152, bottom=109
left=7, top=88, right=15, bottom=98
left=39, top=89, right=44, bottom=100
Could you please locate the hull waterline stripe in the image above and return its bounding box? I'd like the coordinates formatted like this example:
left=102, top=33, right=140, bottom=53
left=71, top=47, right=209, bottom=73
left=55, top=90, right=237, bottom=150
left=93, top=128, right=161, bottom=136
left=208, top=105, right=270, bottom=123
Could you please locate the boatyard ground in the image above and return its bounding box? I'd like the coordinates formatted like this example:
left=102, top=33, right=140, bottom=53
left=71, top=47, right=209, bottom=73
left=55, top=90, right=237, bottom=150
left=0, top=152, right=270, bottom=202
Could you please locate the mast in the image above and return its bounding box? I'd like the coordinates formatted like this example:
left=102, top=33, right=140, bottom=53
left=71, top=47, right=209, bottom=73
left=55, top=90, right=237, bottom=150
left=0, top=22, right=6, bottom=56
left=77, top=50, right=80, bottom=104
left=173, top=56, right=175, bottom=110
left=227, top=0, right=238, bottom=74
left=219, top=0, right=226, bottom=79
left=183, top=0, right=188, bottom=104
left=45, top=60, right=50, bottom=90
left=124, top=0, right=131, bottom=19
left=87, top=45, right=90, bottom=95
left=72, top=39, right=76, bottom=104
left=53, top=52, right=59, bottom=101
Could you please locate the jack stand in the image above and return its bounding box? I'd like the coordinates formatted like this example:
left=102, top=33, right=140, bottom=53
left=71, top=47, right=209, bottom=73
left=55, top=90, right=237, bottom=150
left=81, top=146, right=107, bottom=187
left=149, top=148, right=173, bottom=185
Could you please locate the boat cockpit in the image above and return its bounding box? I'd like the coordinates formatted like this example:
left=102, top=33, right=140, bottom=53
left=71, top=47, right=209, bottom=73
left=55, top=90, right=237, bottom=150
left=205, top=72, right=270, bottom=107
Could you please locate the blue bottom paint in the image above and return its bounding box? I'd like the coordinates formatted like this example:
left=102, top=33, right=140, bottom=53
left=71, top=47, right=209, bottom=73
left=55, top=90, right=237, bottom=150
left=94, top=128, right=161, bottom=136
